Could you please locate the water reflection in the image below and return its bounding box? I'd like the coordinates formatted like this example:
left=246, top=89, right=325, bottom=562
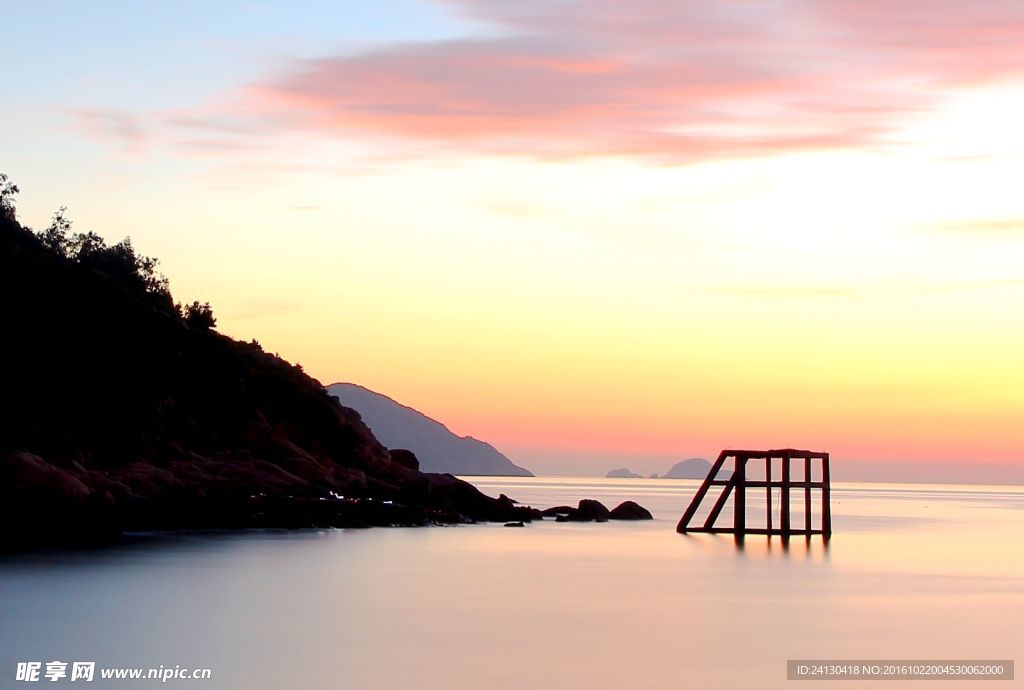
left=683, top=532, right=832, bottom=562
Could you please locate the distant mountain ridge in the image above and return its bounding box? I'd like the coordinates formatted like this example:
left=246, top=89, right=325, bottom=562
left=662, top=458, right=713, bottom=479
left=603, top=458, right=713, bottom=479
left=328, top=383, right=533, bottom=477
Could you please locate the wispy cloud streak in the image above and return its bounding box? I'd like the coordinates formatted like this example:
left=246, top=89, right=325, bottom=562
left=242, top=0, right=1024, bottom=161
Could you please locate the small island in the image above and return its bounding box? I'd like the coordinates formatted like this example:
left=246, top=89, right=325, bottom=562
left=661, top=458, right=713, bottom=479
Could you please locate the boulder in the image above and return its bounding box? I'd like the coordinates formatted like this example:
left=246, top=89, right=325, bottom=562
left=540, top=505, right=577, bottom=518
left=496, top=493, right=517, bottom=511
left=541, top=500, right=611, bottom=522
left=2, top=451, right=93, bottom=500
left=504, top=521, right=525, bottom=527
left=388, top=448, right=420, bottom=471
left=575, top=499, right=610, bottom=521
left=609, top=500, right=653, bottom=520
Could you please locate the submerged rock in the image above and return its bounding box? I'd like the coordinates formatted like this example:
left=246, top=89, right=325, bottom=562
left=541, top=499, right=613, bottom=522
left=609, top=500, right=653, bottom=520
left=575, top=499, right=610, bottom=521
left=540, top=505, right=577, bottom=518
left=540, top=499, right=652, bottom=523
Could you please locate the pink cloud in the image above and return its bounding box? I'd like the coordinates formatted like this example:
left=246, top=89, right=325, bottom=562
left=244, top=1, right=1024, bottom=161
left=75, top=1, right=1024, bottom=163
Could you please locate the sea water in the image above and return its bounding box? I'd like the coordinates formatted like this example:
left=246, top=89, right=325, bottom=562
left=1, top=477, right=1022, bottom=689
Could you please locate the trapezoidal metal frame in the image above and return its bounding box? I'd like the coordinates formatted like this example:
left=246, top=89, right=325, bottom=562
left=676, top=449, right=831, bottom=538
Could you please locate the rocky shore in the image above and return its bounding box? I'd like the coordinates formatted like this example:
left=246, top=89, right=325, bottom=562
left=540, top=499, right=654, bottom=522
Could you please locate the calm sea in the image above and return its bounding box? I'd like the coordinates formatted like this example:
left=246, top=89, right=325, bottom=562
left=1, top=477, right=1022, bottom=689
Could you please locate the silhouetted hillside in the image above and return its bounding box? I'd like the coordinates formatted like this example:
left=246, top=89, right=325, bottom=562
left=0, top=189, right=535, bottom=547
left=328, top=383, right=532, bottom=476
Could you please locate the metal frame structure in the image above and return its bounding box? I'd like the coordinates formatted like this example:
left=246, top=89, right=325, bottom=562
left=676, top=449, right=831, bottom=537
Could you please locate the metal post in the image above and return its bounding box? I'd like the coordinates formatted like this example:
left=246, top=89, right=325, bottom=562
left=821, top=454, right=831, bottom=537
left=804, top=456, right=812, bottom=535
left=780, top=453, right=791, bottom=535
left=733, top=456, right=746, bottom=536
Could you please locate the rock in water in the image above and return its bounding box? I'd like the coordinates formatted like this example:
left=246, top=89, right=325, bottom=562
left=540, top=505, right=577, bottom=518
left=541, top=499, right=648, bottom=523
left=575, top=499, right=610, bottom=522
left=609, top=501, right=653, bottom=520
left=504, top=521, right=525, bottom=527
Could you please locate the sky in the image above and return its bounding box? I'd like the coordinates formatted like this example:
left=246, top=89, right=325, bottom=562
left=4, top=1, right=1024, bottom=481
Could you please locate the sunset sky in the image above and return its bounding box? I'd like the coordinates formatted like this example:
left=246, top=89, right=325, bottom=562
left=5, top=1, right=1024, bottom=480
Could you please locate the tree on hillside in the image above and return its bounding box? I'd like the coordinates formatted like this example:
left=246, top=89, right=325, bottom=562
left=0, top=173, right=18, bottom=220
left=33, top=204, right=171, bottom=301
left=183, top=301, right=216, bottom=330
left=5, top=174, right=213, bottom=330
left=38, top=207, right=73, bottom=255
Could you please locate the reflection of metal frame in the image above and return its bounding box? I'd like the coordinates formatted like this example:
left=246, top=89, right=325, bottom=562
left=676, top=449, right=831, bottom=538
